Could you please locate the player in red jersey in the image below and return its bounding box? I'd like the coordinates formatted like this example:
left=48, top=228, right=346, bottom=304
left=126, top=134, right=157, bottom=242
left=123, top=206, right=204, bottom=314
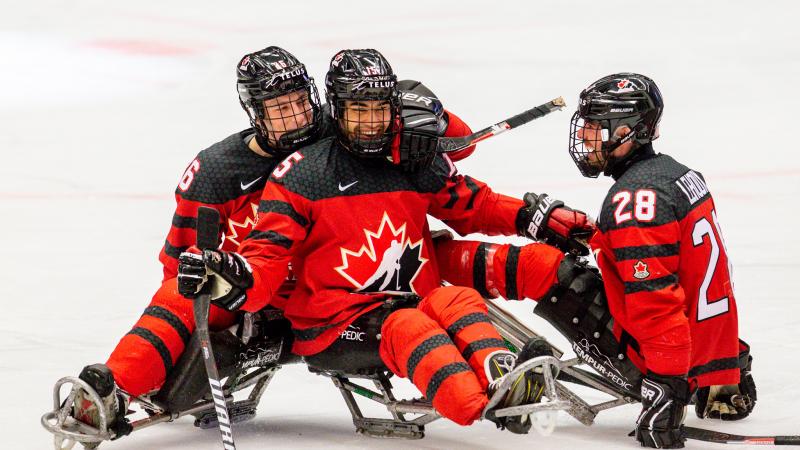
left=63, top=43, right=568, bottom=437
left=178, top=49, right=594, bottom=433
left=64, top=46, right=326, bottom=434
left=566, top=73, right=756, bottom=448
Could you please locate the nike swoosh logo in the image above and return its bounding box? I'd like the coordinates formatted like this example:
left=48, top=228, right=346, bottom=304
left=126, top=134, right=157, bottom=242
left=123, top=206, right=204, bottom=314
left=338, top=180, right=359, bottom=191
left=240, top=176, right=263, bottom=191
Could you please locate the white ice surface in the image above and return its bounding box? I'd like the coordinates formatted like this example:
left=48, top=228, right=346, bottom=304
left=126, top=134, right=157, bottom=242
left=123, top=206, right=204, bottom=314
left=2, top=1, right=799, bottom=448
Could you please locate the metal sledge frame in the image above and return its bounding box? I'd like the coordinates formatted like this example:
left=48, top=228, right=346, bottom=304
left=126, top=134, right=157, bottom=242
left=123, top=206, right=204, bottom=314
left=41, top=365, right=280, bottom=449
left=486, top=299, right=638, bottom=426
left=42, top=300, right=639, bottom=448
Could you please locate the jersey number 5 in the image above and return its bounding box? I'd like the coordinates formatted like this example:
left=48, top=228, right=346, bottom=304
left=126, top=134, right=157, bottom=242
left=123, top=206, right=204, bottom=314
left=692, top=211, right=730, bottom=321
left=272, top=152, right=303, bottom=179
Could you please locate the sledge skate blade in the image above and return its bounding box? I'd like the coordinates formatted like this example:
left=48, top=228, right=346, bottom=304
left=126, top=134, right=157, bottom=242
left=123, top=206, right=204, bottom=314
left=41, top=376, right=114, bottom=448
left=483, top=355, right=562, bottom=415
left=491, top=399, right=572, bottom=418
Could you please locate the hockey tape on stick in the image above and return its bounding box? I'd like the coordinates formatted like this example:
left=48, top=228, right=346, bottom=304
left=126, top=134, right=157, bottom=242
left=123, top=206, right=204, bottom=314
left=684, top=426, right=800, bottom=446
left=436, top=97, right=566, bottom=154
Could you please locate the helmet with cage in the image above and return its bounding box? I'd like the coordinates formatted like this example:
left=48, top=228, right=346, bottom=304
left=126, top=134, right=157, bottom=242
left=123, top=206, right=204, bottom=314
left=568, top=73, right=664, bottom=178
left=236, top=46, right=322, bottom=156
left=325, top=49, right=402, bottom=159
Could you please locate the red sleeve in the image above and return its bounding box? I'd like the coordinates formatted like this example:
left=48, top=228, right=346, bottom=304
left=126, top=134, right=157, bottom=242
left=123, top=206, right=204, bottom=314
left=237, top=181, right=310, bottom=312
left=442, top=109, right=475, bottom=161
left=158, top=196, right=229, bottom=280
left=428, top=156, right=523, bottom=236
left=592, top=200, right=690, bottom=376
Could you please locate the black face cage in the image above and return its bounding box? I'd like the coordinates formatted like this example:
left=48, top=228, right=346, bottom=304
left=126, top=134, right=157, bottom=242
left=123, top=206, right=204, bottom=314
left=329, top=85, right=402, bottom=158
left=568, top=106, right=660, bottom=178
left=240, top=81, right=322, bottom=153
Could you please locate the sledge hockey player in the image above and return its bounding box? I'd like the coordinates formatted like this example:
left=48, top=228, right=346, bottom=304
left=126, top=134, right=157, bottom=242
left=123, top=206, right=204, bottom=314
left=177, top=48, right=595, bottom=433
left=63, top=45, right=325, bottom=437
left=433, top=74, right=758, bottom=448
left=567, top=73, right=755, bottom=448
left=62, top=44, right=572, bottom=438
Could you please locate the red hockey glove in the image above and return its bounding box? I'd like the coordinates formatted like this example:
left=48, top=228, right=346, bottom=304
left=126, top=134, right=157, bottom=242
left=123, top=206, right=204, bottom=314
left=177, top=246, right=253, bottom=311
left=516, top=192, right=596, bottom=255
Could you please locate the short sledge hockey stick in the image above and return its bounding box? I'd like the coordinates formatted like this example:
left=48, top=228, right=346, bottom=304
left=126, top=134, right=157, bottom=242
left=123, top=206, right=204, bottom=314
left=194, top=206, right=237, bottom=450
left=436, top=97, right=566, bottom=154
left=684, top=426, right=800, bottom=446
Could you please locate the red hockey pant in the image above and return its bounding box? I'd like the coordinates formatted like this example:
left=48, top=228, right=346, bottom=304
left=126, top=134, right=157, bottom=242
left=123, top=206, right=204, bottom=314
left=379, top=286, right=509, bottom=426
left=105, top=278, right=236, bottom=396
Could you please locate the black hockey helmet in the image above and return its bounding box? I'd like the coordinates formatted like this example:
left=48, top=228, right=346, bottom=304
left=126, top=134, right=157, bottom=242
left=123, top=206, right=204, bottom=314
left=325, top=49, right=401, bottom=158
left=568, top=73, right=664, bottom=177
left=236, top=46, right=322, bottom=156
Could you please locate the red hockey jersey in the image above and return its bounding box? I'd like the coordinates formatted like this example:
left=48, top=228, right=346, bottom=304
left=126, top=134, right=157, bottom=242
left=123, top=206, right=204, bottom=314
left=237, top=137, right=523, bottom=355
left=591, top=152, right=740, bottom=386
left=159, top=129, right=277, bottom=280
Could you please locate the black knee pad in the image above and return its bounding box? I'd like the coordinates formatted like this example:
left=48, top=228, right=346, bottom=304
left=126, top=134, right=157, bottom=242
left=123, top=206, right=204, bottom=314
left=534, top=254, right=644, bottom=398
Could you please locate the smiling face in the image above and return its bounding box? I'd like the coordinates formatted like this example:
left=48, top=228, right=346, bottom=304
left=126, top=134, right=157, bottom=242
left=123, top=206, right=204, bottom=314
left=339, top=99, right=392, bottom=144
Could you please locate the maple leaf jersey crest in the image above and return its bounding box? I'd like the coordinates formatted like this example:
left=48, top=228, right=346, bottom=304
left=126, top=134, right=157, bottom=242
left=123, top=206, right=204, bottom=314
left=335, top=212, right=427, bottom=294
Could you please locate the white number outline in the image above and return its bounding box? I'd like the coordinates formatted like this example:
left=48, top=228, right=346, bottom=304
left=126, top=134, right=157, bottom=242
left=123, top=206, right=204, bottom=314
left=613, top=191, right=632, bottom=224
left=272, top=152, right=304, bottom=179
left=612, top=189, right=657, bottom=224
left=691, top=215, right=730, bottom=322
left=634, top=189, right=656, bottom=222
left=178, top=159, right=200, bottom=192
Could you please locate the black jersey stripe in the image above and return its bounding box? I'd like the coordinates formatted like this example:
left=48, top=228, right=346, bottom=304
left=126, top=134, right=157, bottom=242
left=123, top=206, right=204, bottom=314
left=163, top=241, right=188, bottom=260
left=406, top=334, right=451, bottom=383
left=472, top=243, right=490, bottom=298
left=171, top=213, right=197, bottom=229
left=425, top=362, right=471, bottom=401
left=143, top=306, right=191, bottom=345
left=443, top=185, right=459, bottom=209
left=688, top=357, right=739, bottom=378
left=461, top=338, right=507, bottom=362
left=505, top=245, right=521, bottom=300
left=246, top=230, right=293, bottom=249
left=613, top=243, right=679, bottom=261
left=624, top=274, right=678, bottom=294
left=464, top=176, right=480, bottom=210
left=127, top=327, right=173, bottom=374
left=258, top=200, right=308, bottom=227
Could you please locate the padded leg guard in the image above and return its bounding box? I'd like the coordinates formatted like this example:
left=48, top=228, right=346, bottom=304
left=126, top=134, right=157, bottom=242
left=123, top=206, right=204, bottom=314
left=533, top=255, right=644, bottom=397
left=380, top=308, right=487, bottom=426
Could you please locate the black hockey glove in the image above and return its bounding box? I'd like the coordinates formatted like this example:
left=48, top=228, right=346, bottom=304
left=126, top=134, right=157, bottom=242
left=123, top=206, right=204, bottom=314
left=635, top=373, right=691, bottom=449
left=397, top=128, right=438, bottom=172
left=395, top=80, right=446, bottom=172
left=694, top=342, right=757, bottom=421
left=516, top=192, right=596, bottom=255
left=177, top=247, right=253, bottom=311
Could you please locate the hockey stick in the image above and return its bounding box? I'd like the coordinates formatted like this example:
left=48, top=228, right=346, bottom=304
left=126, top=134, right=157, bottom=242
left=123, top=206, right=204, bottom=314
left=194, top=206, right=237, bottom=450
left=684, top=426, right=800, bottom=446
left=436, top=97, right=566, bottom=154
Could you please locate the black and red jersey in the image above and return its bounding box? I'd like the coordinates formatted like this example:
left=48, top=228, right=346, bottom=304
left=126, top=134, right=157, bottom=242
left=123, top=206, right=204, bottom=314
left=591, top=151, right=740, bottom=386
left=158, top=129, right=277, bottom=280
left=237, top=137, right=522, bottom=356
left=158, top=95, right=473, bottom=281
